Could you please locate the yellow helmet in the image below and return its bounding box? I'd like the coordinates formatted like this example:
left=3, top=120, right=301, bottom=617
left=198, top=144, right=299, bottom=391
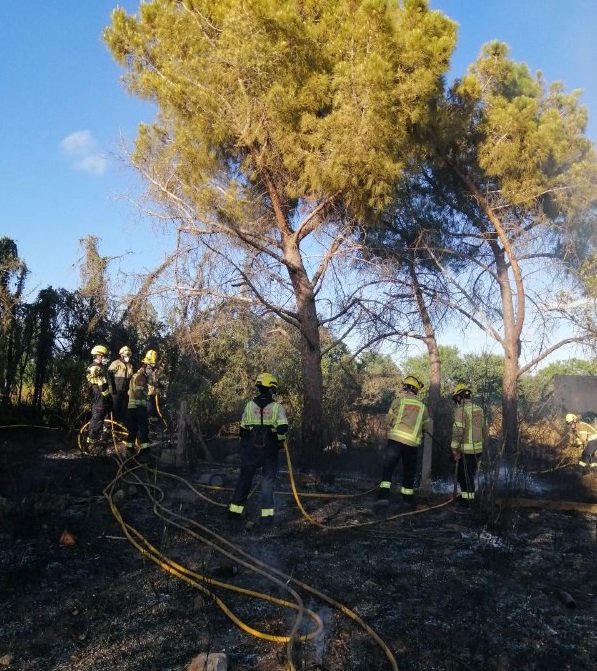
left=403, top=375, right=424, bottom=393
left=119, top=345, right=132, bottom=357
left=255, top=372, right=279, bottom=389
left=143, top=350, right=158, bottom=365
left=565, top=413, right=578, bottom=424
left=452, top=383, right=472, bottom=399
left=91, top=344, right=108, bottom=357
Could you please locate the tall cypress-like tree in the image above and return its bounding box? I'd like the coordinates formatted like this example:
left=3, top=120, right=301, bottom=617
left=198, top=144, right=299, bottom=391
left=105, top=0, right=456, bottom=457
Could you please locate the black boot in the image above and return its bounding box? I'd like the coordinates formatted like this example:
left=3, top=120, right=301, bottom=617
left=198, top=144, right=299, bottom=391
left=373, top=489, right=390, bottom=509
left=401, top=494, right=416, bottom=508
left=136, top=448, right=154, bottom=464
left=227, top=507, right=244, bottom=523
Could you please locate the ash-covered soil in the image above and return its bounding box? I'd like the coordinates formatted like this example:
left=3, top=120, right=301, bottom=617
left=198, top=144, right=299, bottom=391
left=0, top=429, right=596, bottom=671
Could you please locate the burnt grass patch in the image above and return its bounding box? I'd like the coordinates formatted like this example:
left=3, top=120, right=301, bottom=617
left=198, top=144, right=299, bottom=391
left=0, top=431, right=595, bottom=670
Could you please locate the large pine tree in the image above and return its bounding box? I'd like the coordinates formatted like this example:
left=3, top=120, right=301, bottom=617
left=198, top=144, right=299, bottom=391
left=105, top=0, right=456, bottom=457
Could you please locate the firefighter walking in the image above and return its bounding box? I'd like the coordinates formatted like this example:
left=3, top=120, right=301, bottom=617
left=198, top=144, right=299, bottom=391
left=374, top=375, right=429, bottom=509
left=228, top=373, right=288, bottom=528
left=450, top=383, right=485, bottom=511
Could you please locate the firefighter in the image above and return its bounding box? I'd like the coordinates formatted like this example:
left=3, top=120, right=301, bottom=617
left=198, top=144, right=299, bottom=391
left=374, top=375, right=429, bottom=509
left=124, top=350, right=159, bottom=459
left=86, top=344, right=112, bottom=449
left=228, top=373, right=289, bottom=527
left=147, top=358, right=167, bottom=441
left=108, top=345, right=134, bottom=424
left=450, top=383, right=485, bottom=511
left=565, top=413, right=597, bottom=474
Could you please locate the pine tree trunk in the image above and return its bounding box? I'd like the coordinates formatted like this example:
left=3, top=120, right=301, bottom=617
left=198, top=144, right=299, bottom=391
left=502, top=342, right=520, bottom=450
left=409, top=261, right=442, bottom=483
left=424, top=341, right=442, bottom=482
left=294, top=286, right=323, bottom=464
left=282, top=234, right=324, bottom=464
left=298, top=319, right=323, bottom=463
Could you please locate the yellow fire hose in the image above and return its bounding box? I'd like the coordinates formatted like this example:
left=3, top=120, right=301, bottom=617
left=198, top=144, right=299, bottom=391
left=283, top=442, right=454, bottom=530
left=105, top=455, right=400, bottom=670
left=104, top=457, right=323, bottom=670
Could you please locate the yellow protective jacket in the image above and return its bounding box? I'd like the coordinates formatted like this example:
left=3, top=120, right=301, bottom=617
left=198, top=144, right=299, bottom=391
left=86, top=364, right=110, bottom=398
left=451, top=399, right=484, bottom=454
left=128, top=368, right=154, bottom=409
left=240, top=395, right=288, bottom=449
left=108, top=358, right=134, bottom=394
left=572, top=421, right=597, bottom=448
left=386, top=391, right=429, bottom=447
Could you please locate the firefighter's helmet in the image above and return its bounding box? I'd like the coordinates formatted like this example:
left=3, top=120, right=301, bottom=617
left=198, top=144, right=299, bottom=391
left=91, top=344, right=108, bottom=357
left=143, top=350, right=158, bottom=365
left=565, top=413, right=578, bottom=424
left=452, top=383, right=472, bottom=399
left=255, top=372, right=279, bottom=389
left=119, top=345, right=132, bottom=357
left=403, top=375, right=424, bottom=393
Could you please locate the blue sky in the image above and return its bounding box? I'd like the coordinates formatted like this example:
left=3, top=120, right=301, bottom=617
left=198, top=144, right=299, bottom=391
left=2, top=0, right=596, bottom=307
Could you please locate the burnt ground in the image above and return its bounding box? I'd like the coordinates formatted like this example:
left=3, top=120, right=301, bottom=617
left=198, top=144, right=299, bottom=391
left=0, top=428, right=596, bottom=671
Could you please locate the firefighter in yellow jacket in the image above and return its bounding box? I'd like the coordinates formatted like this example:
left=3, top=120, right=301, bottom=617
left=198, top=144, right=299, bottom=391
left=565, top=413, right=597, bottom=473
left=124, top=350, right=159, bottom=458
left=228, top=373, right=288, bottom=527
left=450, top=383, right=485, bottom=510
left=374, top=375, right=429, bottom=508
left=86, top=344, right=112, bottom=449
left=108, top=345, right=134, bottom=424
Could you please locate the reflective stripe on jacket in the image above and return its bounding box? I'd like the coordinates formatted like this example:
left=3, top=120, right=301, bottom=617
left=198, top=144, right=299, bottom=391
left=128, top=368, right=152, bottom=409
left=386, top=392, right=428, bottom=447
left=86, top=364, right=110, bottom=397
left=108, top=359, right=133, bottom=394
left=241, top=400, right=288, bottom=442
left=451, top=400, right=484, bottom=454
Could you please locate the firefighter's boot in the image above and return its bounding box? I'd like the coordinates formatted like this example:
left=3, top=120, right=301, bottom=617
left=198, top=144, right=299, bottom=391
left=373, top=488, right=390, bottom=510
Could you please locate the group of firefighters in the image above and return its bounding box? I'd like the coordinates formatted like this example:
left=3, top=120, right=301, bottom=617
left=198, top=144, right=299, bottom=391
left=226, top=372, right=488, bottom=527
left=86, top=343, right=597, bottom=527
left=86, top=344, right=161, bottom=458
left=225, top=372, right=597, bottom=528
left=372, top=375, right=485, bottom=514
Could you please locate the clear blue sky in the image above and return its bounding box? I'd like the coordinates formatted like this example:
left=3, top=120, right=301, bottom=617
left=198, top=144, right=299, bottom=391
left=2, top=1, right=596, bottom=300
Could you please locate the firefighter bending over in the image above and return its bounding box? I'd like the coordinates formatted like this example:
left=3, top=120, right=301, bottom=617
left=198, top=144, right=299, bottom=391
left=450, top=383, right=485, bottom=511
left=124, top=350, right=159, bottom=459
left=374, top=375, right=429, bottom=509
left=86, top=345, right=112, bottom=450
left=228, top=373, right=288, bottom=528
left=565, top=414, right=597, bottom=474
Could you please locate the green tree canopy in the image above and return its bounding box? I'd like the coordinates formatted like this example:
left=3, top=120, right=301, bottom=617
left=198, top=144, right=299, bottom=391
left=106, top=0, right=456, bottom=215
left=424, top=41, right=597, bottom=447
left=104, top=0, right=457, bottom=457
